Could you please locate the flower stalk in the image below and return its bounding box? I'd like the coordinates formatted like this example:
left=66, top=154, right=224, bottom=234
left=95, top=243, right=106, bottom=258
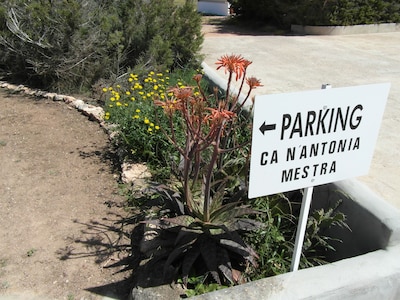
left=154, top=54, right=262, bottom=222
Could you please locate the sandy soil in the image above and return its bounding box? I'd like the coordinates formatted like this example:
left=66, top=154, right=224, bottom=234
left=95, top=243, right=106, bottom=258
left=0, top=90, right=133, bottom=300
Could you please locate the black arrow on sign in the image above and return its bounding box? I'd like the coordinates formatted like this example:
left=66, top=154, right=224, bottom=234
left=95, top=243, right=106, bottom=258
left=259, top=122, right=276, bottom=135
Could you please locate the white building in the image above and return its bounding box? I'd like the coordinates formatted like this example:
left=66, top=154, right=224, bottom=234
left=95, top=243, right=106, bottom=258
left=197, top=0, right=230, bottom=16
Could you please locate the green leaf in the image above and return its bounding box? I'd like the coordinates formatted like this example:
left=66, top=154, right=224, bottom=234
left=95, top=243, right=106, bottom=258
left=181, top=246, right=201, bottom=286
left=200, top=238, right=221, bottom=285
left=163, top=215, right=197, bottom=227
left=216, top=247, right=234, bottom=284
left=209, top=202, right=241, bottom=222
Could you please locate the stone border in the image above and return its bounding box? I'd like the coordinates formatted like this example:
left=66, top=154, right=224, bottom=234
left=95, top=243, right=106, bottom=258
left=0, top=81, right=151, bottom=183
left=291, top=22, right=400, bottom=35
left=0, top=81, right=105, bottom=123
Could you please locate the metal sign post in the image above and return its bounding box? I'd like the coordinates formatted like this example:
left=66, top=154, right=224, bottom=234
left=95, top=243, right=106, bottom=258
left=290, top=85, right=330, bottom=272
left=290, top=186, right=313, bottom=271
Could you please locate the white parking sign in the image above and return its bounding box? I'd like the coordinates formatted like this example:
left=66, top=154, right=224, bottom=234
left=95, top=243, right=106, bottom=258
left=248, top=83, right=390, bottom=198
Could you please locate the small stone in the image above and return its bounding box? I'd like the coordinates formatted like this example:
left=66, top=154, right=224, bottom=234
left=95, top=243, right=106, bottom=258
left=63, top=96, right=76, bottom=104
left=73, top=99, right=86, bottom=110
left=81, top=105, right=104, bottom=122
left=44, top=92, right=57, bottom=100
left=121, top=162, right=151, bottom=184
left=130, top=285, right=184, bottom=300
left=34, top=90, right=47, bottom=98
left=6, top=84, right=18, bottom=90
left=53, top=94, right=66, bottom=101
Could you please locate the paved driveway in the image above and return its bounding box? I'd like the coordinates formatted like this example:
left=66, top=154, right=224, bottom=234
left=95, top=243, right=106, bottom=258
left=202, top=25, right=400, bottom=209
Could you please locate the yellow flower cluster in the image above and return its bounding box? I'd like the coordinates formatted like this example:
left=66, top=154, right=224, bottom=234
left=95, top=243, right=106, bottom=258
left=131, top=108, right=160, bottom=134
left=102, top=69, right=202, bottom=136
left=102, top=71, right=173, bottom=134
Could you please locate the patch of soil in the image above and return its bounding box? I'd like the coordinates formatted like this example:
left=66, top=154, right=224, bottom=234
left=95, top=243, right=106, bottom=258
left=0, top=90, right=134, bottom=300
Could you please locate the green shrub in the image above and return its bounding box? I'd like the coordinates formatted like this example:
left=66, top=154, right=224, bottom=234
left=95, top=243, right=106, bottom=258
left=296, top=0, right=400, bottom=26
left=0, top=0, right=203, bottom=93
left=229, top=0, right=400, bottom=27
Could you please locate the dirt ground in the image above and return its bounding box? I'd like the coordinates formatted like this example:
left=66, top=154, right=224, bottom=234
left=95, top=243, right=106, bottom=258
left=0, top=90, right=134, bottom=300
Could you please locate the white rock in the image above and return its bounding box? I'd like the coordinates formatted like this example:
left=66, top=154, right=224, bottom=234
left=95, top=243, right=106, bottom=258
left=121, top=162, right=151, bottom=183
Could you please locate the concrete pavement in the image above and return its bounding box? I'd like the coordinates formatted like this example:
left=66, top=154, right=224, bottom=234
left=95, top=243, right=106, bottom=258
left=201, top=23, right=400, bottom=210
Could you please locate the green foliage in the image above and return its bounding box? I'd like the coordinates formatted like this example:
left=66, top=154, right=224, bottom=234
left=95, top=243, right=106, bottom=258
left=0, top=0, right=203, bottom=92
left=302, top=200, right=350, bottom=266
left=143, top=195, right=262, bottom=286
left=103, top=67, right=205, bottom=179
left=179, top=275, right=229, bottom=297
left=229, top=0, right=400, bottom=27
left=243, top=194, right=350, bottom=281
left=243, top=193, right=296, bottom=279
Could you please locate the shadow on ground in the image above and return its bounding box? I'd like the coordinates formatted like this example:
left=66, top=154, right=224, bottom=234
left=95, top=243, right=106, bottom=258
left=56, top=206, right=138, bottom=299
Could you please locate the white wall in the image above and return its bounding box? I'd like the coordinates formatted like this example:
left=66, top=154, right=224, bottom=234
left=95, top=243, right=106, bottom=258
left=197, top=1, right=229, bottom=16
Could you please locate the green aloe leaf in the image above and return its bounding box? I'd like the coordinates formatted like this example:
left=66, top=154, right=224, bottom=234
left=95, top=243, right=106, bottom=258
left=200, top=238, right=221, bottom=285
left=225, top=218, right=265, bottom=232
left=163, top=215, right=197, bottom=227
left=209, top=202, right=241, bottom=222
left=164, top=236, right=198, bottom=277
left=216, top=247, right=234, bottom=284
left=181, top=246, right=201, bottom=286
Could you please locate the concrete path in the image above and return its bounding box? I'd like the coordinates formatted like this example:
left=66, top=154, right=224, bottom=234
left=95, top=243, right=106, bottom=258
left=201, top=23, right=400, bottom=210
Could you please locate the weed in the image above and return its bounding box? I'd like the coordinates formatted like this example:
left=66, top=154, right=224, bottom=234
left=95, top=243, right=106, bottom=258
left=26, top=248, right=37, bottom=257
left=67, top=294, right=75, bottom=300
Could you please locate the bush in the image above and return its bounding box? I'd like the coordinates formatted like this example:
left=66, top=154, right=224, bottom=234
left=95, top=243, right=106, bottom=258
left=0, top=0, right=203, bottom=93
left=103, top=68, right=202, bottom=178
left=229, top=0, right=400, bottom=27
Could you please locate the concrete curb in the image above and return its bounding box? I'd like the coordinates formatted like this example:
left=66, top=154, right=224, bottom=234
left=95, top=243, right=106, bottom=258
left=193, top=179, right=400, bottom=300
left=291, top=23, right=400, bottom=35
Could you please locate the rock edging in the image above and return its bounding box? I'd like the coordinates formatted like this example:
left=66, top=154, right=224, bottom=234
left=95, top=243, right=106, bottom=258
left=0, top=81, right=150, bottom=184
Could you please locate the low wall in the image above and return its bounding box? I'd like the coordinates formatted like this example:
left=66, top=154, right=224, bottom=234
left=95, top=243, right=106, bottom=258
left=193, top=179, right=400, bottom=300
left=291, top=23, right=400, bottom=35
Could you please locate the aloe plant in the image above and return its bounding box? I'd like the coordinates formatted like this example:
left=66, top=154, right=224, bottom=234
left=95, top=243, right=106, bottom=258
left=143, top=192, right=263, bottom=285
left=141, top=54, right=264, bottom=285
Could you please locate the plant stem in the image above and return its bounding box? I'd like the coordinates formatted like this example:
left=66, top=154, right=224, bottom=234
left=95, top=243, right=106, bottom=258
left=203, top=122, right=225, bottom=222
